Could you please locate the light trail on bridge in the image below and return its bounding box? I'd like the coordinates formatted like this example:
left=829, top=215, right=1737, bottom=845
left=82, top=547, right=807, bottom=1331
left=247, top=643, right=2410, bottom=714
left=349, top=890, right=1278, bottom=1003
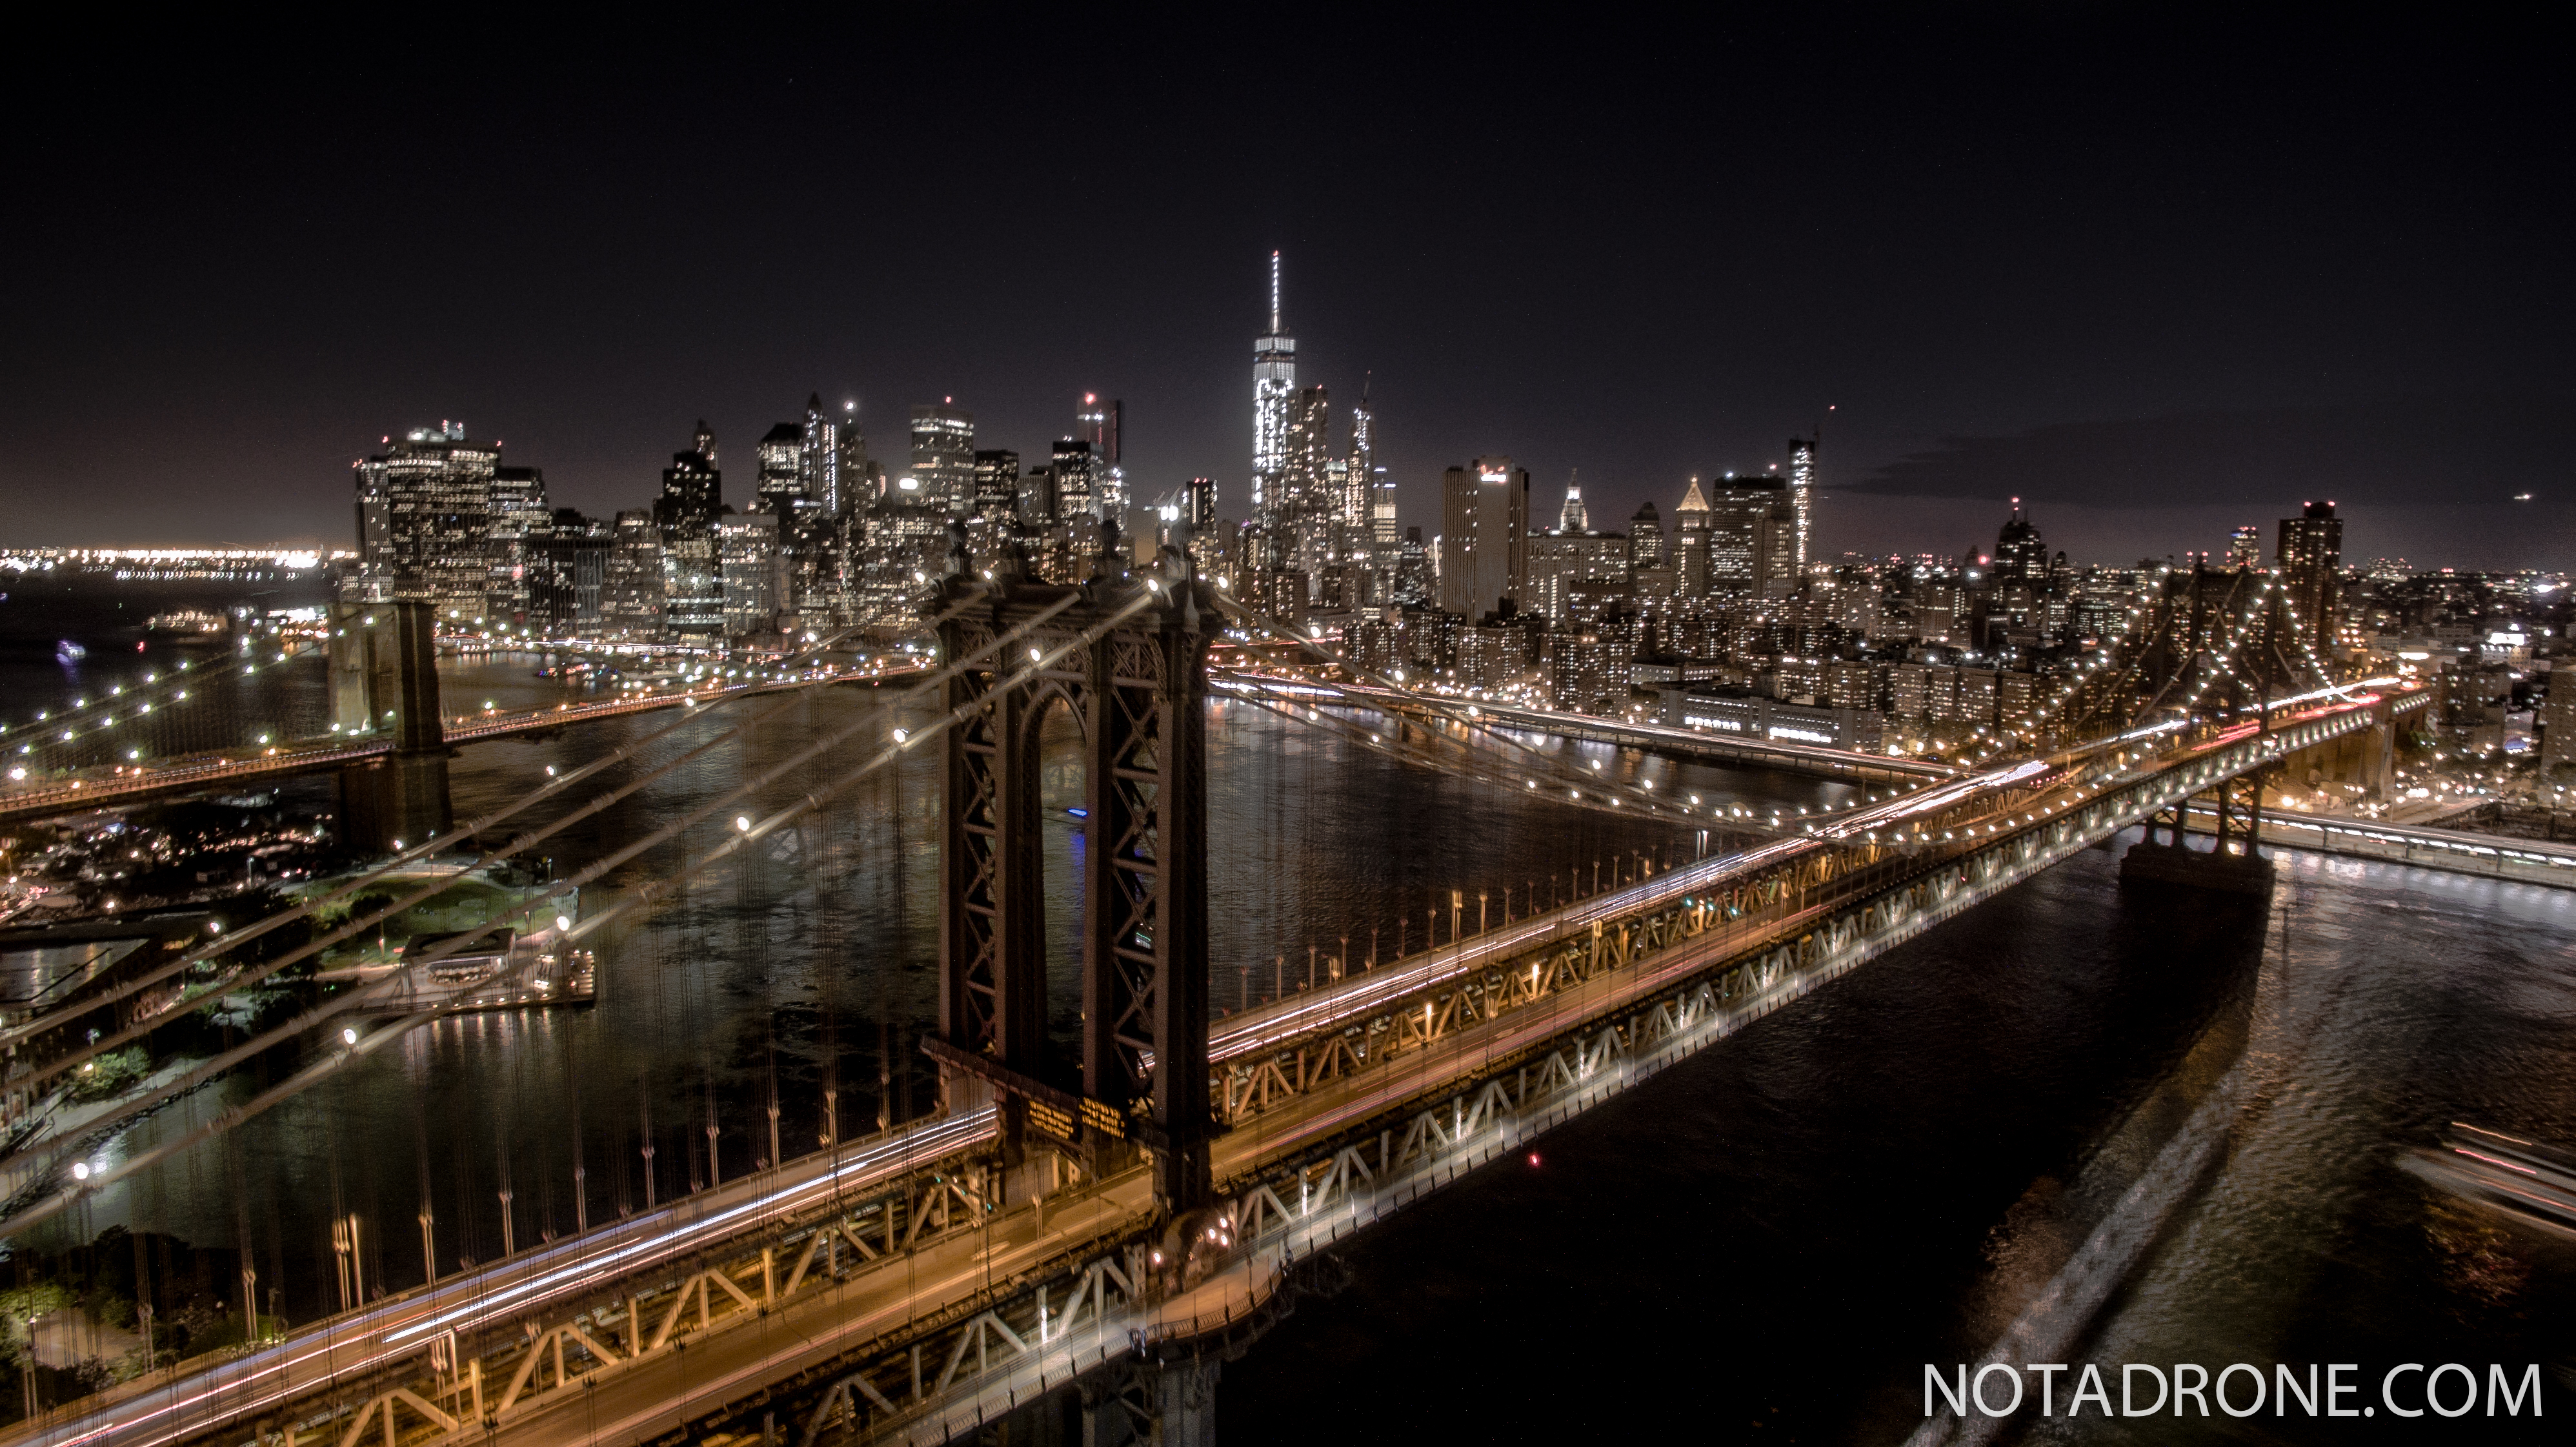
left=7, top=1109, right=1000, bottom=1447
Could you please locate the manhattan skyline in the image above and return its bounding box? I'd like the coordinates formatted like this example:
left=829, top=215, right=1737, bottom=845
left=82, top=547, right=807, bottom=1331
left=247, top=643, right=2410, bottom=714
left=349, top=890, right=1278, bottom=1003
left=1, top=12, right=2566, bottom=567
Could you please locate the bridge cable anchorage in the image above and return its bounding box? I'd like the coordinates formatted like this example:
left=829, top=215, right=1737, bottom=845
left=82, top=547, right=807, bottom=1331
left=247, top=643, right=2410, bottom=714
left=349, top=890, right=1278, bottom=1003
left=0, top=592, right=1163, bottom=1239
left=0, top=592, right=962, bottom=1066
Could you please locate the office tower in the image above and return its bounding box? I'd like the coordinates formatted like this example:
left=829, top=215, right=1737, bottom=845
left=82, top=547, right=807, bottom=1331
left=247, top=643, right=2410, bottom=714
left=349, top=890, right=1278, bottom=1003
left=910, top=402, right=975, bottom=511
left=1993, top=499, right=2046, bottom=582
left=1019, top=465, right=1058, bottom=527
left=1559, top=474, right=1589, bottom=532
left=718, top=512, right=783, bottom=635
left=1672, top=478, right=1711, bottom=597
left=655, top=430, right=725, bottom=640
left=2227, top=524, right=2262, bottom=569
left=1186, top=476, right=1218, bottom=529
left=532, top=508, right=609, bottom=634
left=2275, top=500, right=2343, bottom=654
left=353, top=421, right=502, bottom=618
left=1627, top=500, right=1665, bottom=571
left=1526, top=529, right=1629, bottom=623
left=755, top=424, right=805, bottom=512
left=971, top=450, right=1021, bottom=520
left=1439, top=456, right=1529, bottom=618
left=1252, top=251, right=1295, bottom=516
left=1786, top=434, right=1818, bottom=573
left=482, top=464, right=548, bottom=624
left=1050, top=440, right=1098, bottom=521
left=1341, top=378, right=1374, bottom=556
left=1706, top=475, right=1797, bottom=596
left=693, top=420, right=718, bottom=467
left=1077, top=394, right=1125, bottom=524
left=1280, top=384, right=1333, bottom=571
left=605, top=509, right=665, bottom=636
left=798, top=396, right=843, bottom=518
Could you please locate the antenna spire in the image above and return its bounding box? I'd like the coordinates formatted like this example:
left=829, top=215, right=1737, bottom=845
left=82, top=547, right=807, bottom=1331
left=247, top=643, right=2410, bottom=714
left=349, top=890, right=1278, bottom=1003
left=1269, top=250, right=1282, bottom=334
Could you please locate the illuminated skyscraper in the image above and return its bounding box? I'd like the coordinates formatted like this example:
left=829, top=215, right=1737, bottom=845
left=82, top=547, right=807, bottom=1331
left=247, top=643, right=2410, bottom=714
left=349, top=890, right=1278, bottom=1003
left=1672, top=477, right=1711, bottom=597
left=1440, top=456, right=1529, bottom=618
left=1345, top=379, right=1374, bottom=534
left=799, top=396, right=844, bottom=517
left=1252, top=252, right=1295, bottom=515
left=909, top=402, right=975, bottom=511
left=354, top=421, right=501, bottom=618
left=2227, top=524, right=2262, bottom=569
left=1051, top=439, right=1097, bottom=520
left=2275, top=500, right=2343, bottom=654
left=486, top=464, right=548, bottom=623
left=1559, top=473, right=1588, bottom=532
left=655, top=430, right=725, bottom=640
left=1076, top=394, right=1125, bottom=523
left=1786, top=434, right=1818, bottom=573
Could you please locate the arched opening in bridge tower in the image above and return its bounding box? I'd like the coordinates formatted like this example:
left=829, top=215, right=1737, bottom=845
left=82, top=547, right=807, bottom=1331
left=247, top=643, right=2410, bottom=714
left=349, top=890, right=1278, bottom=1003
left=1032, top=693, right=1090, bottom=1085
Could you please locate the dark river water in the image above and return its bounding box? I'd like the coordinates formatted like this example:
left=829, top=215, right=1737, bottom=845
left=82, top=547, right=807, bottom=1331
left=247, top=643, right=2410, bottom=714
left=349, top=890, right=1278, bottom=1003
left=8, top=582, right=2571, bottom=1442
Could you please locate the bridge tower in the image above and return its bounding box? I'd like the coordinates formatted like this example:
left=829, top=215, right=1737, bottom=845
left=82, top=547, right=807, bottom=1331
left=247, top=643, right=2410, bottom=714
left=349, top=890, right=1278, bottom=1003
left=328, top=600, right=452, bottom=852
left=930, top=540, right=1217, bottom=1217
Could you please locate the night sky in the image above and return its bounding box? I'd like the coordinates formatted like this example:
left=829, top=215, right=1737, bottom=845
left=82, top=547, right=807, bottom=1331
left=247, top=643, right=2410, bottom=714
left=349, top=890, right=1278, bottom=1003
left=5, top=12, right=2567, bottom=567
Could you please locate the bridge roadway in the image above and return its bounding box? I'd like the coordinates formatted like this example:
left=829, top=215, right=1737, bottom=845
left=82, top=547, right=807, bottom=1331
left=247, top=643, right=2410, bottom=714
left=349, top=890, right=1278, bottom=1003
left=0, top=666, right=931, bottom=827
left=0, top=687, right=2415, bottom=1447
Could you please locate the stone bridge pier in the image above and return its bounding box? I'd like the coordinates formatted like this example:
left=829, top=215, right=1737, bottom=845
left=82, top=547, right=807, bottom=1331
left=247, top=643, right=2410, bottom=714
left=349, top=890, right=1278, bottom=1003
left=328, top=599, right=452, bottom=851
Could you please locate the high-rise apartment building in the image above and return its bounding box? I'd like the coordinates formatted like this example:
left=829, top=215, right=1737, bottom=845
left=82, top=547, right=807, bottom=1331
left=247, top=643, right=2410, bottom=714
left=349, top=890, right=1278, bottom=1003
left=353, top=421, right=503, bottom=618
left=655, top=432, right=725, bottom=640
left=1439, top=456, right=1529, bottom=619
left=1252, top=252, right=1295, bottom=515
left=1785, top=435, right=1818, bottom=574
left=910, top=403, right=976, bottom=511
left=2275, top=500, right=2344, bottom=654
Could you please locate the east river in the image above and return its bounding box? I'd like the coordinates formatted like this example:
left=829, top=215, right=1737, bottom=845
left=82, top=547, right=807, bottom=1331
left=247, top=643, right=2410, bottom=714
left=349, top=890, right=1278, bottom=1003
left=7, top=581, right=2572, bottom=1441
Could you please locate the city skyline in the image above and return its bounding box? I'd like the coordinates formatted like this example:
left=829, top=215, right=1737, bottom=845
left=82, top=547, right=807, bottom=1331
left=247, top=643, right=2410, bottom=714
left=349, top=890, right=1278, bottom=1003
left=2, top=14, right=2565, bottom=569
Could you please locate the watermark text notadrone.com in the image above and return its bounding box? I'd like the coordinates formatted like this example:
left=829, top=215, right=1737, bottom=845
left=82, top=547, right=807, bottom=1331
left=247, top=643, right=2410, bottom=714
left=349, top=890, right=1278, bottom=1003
left=1926, top=1362, right=2544, bottom=1421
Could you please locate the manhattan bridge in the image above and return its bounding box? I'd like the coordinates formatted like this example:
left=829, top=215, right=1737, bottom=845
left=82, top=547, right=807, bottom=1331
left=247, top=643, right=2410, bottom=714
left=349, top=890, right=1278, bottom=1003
left=0, top=531, right=2426, bottom=1446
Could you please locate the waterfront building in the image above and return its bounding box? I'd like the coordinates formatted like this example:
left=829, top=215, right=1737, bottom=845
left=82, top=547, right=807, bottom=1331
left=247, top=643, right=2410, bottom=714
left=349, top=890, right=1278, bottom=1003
left=718, top=512, right=784, bottom=636
left=485, top=464, right=548, bottom=625
left=604, top=509, right=665, bottom=636
left=352, top=421, right=501, bottom=618
left=656, top=434, right=725, bottom=641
